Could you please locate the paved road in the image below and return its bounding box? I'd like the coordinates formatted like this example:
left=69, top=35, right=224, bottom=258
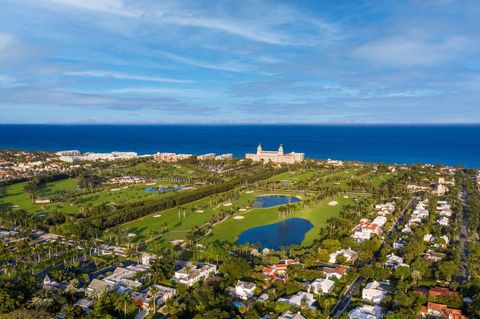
left=329, top=198, right=413, bottom=318
left=456, top=181, right=469, bottom=282
left=330, top=276, right=363, bottom=318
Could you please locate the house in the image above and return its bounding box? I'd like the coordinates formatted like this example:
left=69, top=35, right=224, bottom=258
left=102, top=266, right=145, bottom=293
left=233, top=280, right=256, bottom=300
left=385, top=254, right=409, bottom=270
left=352, top=231, right=371, bottom=242
left=262, top=259, right=298, bottom=281
left=278, top=310, right=306, bottom=319
left=428, top=287, right=459, bottom=298
left=309, top=278, right=335, bottom=295
left=278, top=291, right=316, bottom=310
left=173, top=263, right=217, bottom=286
left=323, top=265, right=348, bottom=279
left=87, top=279, right=116, bottom=295
left=329, top=248, right=357, bottom=264
left=74, top=299, right=93, bottom=313
left=437, top=217, right=449, bottom=226
left=401, top=226, right=412, bottom=233
left=424, top=234, right=434, bottom=242
left=419, top=302, right=468, bottom=319
left=393, top=240, right=406, bottom=249
left=131, top=285, right=176, bottom=310
left=362, top=281, right=387, bottom=304
left=349, top=304, right=383, bottom=319
left=372, top=216, right=387, bottom=227
left=425, top=250, right=446, bottom=263
left=42, top=275, right=68, bottom=292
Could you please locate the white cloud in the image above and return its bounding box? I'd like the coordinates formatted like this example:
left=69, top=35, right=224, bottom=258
left=64, top=70, right=195, bottom=83
left=39, top=0, right=335, bottom=46
left=354, top=36, right=471, bottom=67
left=44, top=0, right=139, bottom=17
left=107, top=87, right=220, bottom=99
left=158, top=51, right=252, bottom=73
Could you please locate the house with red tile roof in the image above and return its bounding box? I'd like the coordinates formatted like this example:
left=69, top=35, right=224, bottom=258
left=419, top=302, right=468, bottom=319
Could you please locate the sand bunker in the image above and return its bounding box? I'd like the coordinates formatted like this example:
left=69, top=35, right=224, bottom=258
left=223, top=203, right=232, bottom=206
left=233, top=216, right=245, bottom=220
left=153, top=214, right=162, bottom=218
left=145, top=182, right=156, bottom=186
left=245, top=191, right=254, bottom=194
left=127, top=233, right=136, bottom=237
left=196, top=210, right=204, bottom=213
left=328, top=201, right=338, bottom=206
left=239, top=208, right=247, bottom=212
left=110, top=188, right=120, bottom=192
left=344, top=195, right=349, bottom=199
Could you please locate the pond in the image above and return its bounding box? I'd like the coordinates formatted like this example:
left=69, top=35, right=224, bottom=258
left=145, top=185, right=186, bottom=193
left=253, top=195, right=300, bottom=208
left=236, top=217, right=313, bottom=250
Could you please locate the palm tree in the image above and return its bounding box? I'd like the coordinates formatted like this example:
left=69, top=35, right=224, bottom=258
left=148, top=285, right=159, bottom=315
left=114, top=293, right=130, bottom=318
left=411, top=270, right=421, bottom=288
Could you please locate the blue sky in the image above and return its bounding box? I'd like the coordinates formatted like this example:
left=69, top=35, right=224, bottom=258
left=1, top=0, right=480, bottom=124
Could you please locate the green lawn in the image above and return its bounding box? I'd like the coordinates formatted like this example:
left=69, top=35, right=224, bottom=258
left=206, top=193, right=352, bottom=246
left=0, top=178, right=79, bottom=214
left=0, top=178, right=189, bottom=216
left=120, top=188, right=352, bottom=247
left=267, top=169, right=317, bottom=182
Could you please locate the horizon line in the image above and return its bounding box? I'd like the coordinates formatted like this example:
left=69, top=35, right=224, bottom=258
left=2, top=122, right=480, bottom=126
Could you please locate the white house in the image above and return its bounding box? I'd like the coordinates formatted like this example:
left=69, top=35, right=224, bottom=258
left=362, top=281, right=387, bottom=304
left=278, top=310, right=306, bottom=319
left=349, top=304, right=383, bottom=319
left=352, top=231, right=371, bottom=242
left=423, top=234, right=434, bottom=242
left=278, top=291, right=316, bottom=310
left=130, top=285, right=176, bottom=310
left=233, top=280, right=256, bottom=300
left=437, top=217, right=449, bottom=226
left=309, top=278, right=335, bottom=295
left=385, top=254, right=409, bottom=270
left=372, top=216, right=387, bottom=227
left=329, top=249, right=357, bottom=264
left=173, top=263, right=217, bottom=286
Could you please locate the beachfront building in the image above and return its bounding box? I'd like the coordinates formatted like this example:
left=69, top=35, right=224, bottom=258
left=245, top=144, right=304, bottom=164
left=153, top=152, right=193, bottom=162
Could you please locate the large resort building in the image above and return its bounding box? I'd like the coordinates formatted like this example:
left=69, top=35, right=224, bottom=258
left=246, top=144, right=304, bottom=164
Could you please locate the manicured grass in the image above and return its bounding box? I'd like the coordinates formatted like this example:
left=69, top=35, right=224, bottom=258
left=0, top=178, right=187, bottom=216
left=267, top=169, right=317, bottom=182
left=119, top=190, right=300, bottom=244
left=0, top=178, right=79, bottom=214
left=206, top=194, right=352, bottom=246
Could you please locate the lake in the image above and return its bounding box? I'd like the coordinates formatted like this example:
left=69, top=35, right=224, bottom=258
left=236, top=217, right=313, bottom=250
left=253, top=195, right=300, bottom=208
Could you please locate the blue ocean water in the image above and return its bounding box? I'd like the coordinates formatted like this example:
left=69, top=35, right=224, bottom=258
left=0, top=124, right=479, bottom=167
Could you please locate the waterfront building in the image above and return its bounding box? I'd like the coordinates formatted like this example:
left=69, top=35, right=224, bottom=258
left=56, top=150, right=81, bottom=156
left=197, top=153, right=216, bottom=160
left=153, top=152, right=192, bottom=162
left=215, top=153, right=233, bottom=160
left=245, top=144, right=304, bottom=164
